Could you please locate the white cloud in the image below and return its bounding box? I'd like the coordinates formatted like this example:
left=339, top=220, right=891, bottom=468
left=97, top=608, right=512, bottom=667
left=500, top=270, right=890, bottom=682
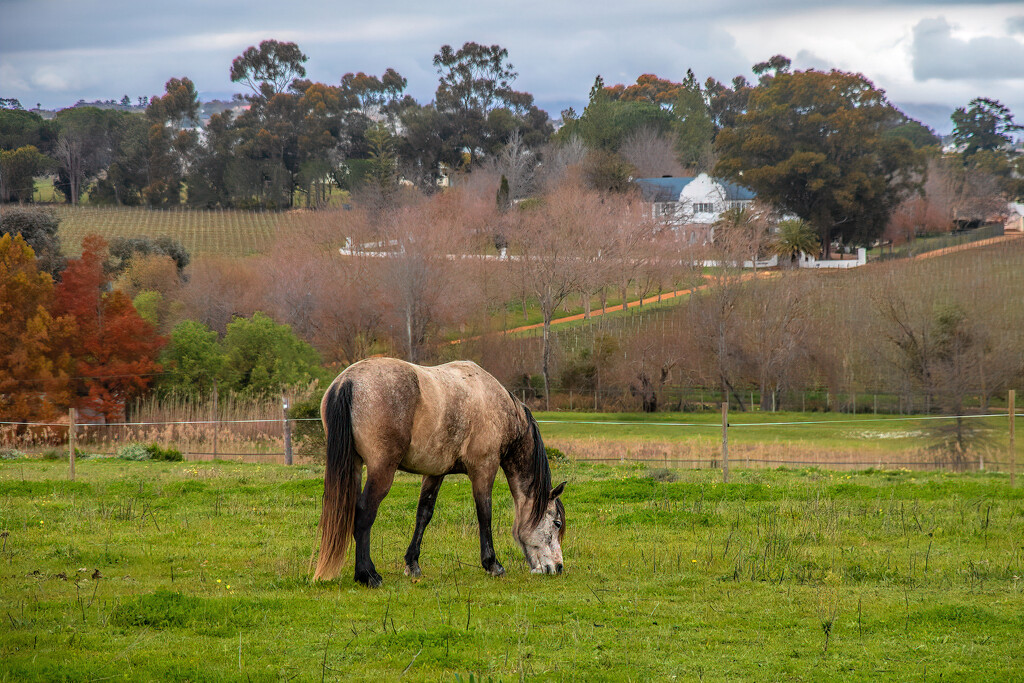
left=31, top=67, right=71, bottom=92
left=911, top=16, right=1024, bottom=80
left=0, top=61, right=28, bottom=91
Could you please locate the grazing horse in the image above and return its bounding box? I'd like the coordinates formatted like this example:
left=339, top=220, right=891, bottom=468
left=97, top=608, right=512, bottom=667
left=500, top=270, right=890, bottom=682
left=313, top=358, right=566, bottom=586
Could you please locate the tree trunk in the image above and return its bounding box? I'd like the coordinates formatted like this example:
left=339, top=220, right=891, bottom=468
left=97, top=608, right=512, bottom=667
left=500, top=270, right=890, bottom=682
left=542, top=312, right=552, bottom=411
left=760, top=380, right=773, bottom=411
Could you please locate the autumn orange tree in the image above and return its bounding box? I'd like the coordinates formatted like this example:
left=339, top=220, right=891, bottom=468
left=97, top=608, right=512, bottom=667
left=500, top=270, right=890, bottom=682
left=55, top=235, right=165, bottom=421
left=0, top=234, right=76, bottom=422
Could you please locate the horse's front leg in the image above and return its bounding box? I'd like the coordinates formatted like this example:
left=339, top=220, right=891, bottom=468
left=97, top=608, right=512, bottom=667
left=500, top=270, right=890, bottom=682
left=471, top=475, right=505, bottom=577
left=353, top=466, right=396, bottom=587
left=404, top=475, right=445, bottom=578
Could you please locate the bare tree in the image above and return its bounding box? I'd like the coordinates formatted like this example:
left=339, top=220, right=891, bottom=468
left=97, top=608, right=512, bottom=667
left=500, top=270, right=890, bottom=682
left=606, top=196, right=659, bottom=310
left=929, top=157, right=1005, bottom=228
left=536, top=136, right=587, bottom=191
left=619, top=126, right=685, bottom=179
left=739, top=274, right=811, bottom=410
left=54, top=133, right=86, bottom=205
left=176, top=258, right=264, bottom=333
left=495, top=130, right=536, bottom=201
left=884, top=194, right=948, bottom=246
left=507, top=180, right=599, bottom=408
left=626, top=327, right=679, bottom=412
left=688, top=223, right=757, bottom=409
left=374, top=190, right=486, bottom=362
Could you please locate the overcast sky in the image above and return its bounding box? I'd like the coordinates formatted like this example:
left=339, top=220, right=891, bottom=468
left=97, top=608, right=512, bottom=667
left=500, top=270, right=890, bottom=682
left=2, top=0, right=1023, bottom=134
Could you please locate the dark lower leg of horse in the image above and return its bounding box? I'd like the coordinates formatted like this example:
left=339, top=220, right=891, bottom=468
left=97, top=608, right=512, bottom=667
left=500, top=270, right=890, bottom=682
left=404, top=475, right=444, bottom=579
left=353, top=473, right=394, bottom=588
left=473, top=489, right=505, bottom=577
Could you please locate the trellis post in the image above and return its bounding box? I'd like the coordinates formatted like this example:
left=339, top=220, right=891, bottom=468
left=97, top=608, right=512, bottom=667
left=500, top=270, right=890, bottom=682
left=721, top=402, right=730, bottom=483
left=68, top=407, right=76, bottom=481
left=282, top=393, right=293, bottom=466
left=1010, top=390, right=1016, bottom=487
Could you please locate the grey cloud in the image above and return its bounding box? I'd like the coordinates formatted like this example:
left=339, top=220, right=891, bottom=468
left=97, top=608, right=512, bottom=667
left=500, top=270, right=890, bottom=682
left=0, top=1, right=752, bottom=112
left=2, top=0, right=1024, bottom=120
left=912, top=16, right=1024, bottom=80
left=793, top=50, right=837, bottom=71
left=3, top=0, right=1015, bottom=53
left=1008, top=16, right=1024, bottom=33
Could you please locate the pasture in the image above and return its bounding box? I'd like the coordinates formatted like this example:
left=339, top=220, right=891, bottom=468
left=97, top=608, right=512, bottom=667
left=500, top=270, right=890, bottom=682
left=537, top=411, right=1018, bottom=471
left=52, top=205, right=325, bottom=257
left=2, top=458, right=1021, bottom=681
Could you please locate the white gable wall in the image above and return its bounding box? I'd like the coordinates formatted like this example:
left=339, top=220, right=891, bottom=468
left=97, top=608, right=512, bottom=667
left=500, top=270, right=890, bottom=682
left=678, top=174, right=727, bottom=222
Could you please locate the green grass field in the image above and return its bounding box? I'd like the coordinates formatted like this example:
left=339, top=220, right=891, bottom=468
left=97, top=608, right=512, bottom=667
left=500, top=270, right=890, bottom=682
left=2, top=458, right=1022, bottom=681
left=535, top=410, right=1016, bottom=459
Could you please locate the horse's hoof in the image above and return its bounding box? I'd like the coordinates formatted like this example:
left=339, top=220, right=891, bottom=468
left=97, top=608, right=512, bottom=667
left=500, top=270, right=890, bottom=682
left=355, top=569, right=383, bottom=588
left=487, top=563, right=506, bottom=577
left=405, top=564, right=422, bottom=579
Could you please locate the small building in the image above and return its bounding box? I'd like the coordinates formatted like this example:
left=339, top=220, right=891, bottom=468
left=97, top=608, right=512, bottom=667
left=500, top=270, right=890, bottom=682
left=1006, top=202, right=1024, bottom=233
left=636, top=174, right=757, bottom=244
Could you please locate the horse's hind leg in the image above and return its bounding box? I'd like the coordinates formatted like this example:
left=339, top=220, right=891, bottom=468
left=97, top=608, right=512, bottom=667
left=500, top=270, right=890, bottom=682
left=404, top=475, right=444, bottom=578
left=471, top=474, right=505, bottom=577
left=353, top=465, right=396, bottom=587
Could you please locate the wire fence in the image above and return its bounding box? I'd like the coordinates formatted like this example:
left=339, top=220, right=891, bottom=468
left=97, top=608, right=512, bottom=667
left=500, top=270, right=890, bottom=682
left=1, top=404, right=1019, bottom=477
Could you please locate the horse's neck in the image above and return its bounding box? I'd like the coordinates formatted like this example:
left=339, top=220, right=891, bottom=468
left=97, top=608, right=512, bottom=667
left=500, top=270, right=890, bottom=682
left=502, top=462, right=535, bottom=529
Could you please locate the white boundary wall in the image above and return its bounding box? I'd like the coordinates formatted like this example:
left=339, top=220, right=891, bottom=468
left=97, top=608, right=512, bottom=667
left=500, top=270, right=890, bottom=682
left=799, top=248, right=867, bottom=269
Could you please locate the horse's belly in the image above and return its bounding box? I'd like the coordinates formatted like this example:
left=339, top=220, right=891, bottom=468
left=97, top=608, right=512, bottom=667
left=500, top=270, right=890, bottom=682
left=400, top=447, right=460, bottom=477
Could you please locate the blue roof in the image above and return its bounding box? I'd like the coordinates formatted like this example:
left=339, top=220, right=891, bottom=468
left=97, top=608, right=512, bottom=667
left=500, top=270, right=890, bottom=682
left=636, top=176, right=756, bottom=202
left=718, top=179, right=757, bottom=201
left=635, top=177, right=695, bottom=202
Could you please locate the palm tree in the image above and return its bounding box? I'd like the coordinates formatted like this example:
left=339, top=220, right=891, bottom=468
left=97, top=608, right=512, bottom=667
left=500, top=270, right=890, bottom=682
left=770, top=218, right=820, bottom=267
left=712, top=205, right=770, bottom=270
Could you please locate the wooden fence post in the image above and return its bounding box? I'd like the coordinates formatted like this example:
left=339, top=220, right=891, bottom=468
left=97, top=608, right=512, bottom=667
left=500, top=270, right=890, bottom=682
left=721, top=401, right=730, bottom=483
left=212, top=379, right=219, bottom=461
left=1010, top=389, right=1016, bottom=487
left=68, top=407, right=76, bottom=481
left=282, top=393, right=293, bottom=466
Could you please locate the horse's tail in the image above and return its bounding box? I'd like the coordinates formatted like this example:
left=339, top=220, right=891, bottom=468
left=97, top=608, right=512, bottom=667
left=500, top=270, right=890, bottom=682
left=314, top=380, right=360, bottom=581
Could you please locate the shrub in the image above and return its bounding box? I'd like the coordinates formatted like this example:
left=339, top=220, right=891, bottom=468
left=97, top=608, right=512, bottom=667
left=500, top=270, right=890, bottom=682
left=116, top=443, right=182, bottom=461
left=647, top=467, right=679, bottom=483
left=0, top=448, right=25, bottom=460
left=146, top=443, right=183, bottom=462
left=289, top=398, right=325, bottom=461
left=116, top=443, right=151, bottom=461
left=546, top=447, right=567, bottom=462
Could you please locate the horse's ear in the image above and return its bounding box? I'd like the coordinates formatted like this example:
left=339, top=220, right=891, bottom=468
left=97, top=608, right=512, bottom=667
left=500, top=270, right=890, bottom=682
left=551, top=481, right=566, bottom=499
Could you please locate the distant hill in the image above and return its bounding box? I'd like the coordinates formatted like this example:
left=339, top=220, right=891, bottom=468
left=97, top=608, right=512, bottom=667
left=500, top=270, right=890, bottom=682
left=894, top=102, right=955, bottom=136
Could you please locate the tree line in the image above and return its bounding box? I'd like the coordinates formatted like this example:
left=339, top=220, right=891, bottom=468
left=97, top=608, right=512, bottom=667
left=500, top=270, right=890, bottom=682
left=2, top=44, right=1021, bottom=241
left=0, top=40, right=552, bottom=210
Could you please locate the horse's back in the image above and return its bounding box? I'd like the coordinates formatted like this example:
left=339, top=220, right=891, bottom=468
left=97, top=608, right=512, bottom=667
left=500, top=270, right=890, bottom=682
left=329, top=358, right=521, bottom=476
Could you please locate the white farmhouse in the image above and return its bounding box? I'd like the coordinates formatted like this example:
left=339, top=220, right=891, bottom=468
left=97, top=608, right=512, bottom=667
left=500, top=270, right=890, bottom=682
left=636, top=173, right=757, bottom=244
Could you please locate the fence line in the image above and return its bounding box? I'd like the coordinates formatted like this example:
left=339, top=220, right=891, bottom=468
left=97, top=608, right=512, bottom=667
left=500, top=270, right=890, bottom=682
left=4, top=412, right=1019, bottom=431
left=1, top=406, right=1018, bottom=478
left=537, top=412, right=1017, bottom=428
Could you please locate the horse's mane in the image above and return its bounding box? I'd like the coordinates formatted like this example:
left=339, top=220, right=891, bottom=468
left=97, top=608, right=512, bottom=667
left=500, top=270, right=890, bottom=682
left=520, top=405, right=553, bottom=528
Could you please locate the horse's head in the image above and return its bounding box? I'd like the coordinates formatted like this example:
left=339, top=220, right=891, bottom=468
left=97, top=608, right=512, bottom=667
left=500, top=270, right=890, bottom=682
left=515, top=481, right=566, bottom=575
